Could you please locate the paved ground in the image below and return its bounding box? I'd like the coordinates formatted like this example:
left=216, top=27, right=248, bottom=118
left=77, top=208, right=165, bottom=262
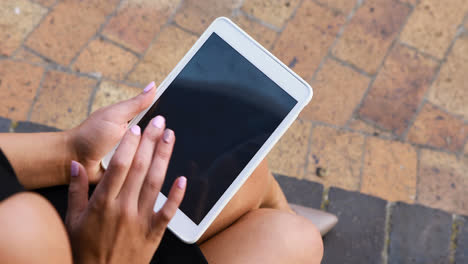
left=1, top=0, right=468, bottom=262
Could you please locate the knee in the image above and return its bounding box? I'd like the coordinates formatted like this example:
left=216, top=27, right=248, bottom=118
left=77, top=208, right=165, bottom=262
left=246, top=209, right=324, bottom=263
left=0, top=192, right=72, bottom=264
left=285, top=212, right=324, bottom=263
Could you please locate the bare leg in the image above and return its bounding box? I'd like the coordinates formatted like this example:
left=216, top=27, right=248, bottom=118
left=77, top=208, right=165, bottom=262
left=260, top=170, right=294, bottom=213
left=198, top=161, right=324, bottom=263
left=0, top=192, right=72, bottom=264
left=199, top=160, right=293, bottom=242
left=200, top=208, right=323, bottom=264
left=0, top=162, right=322, bottom=263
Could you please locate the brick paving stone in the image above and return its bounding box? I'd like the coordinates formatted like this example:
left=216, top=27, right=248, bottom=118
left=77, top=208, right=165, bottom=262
left=102, top=0, right=180, bottom=53
left=399, top=0, right=418, bottom=5
left=300, top=59, right=370, bottom=125
left=316, top=0, right=358, bottom=14
left=267, top=119, right=311, bottom=179
left=30, top=71, right=96, bottom=129
left=127, top=26, right=197, bottom=87
left=15, top=121, right=60, bottom=132
left=361, top=137, right=417, bottom=203
left=25, top=0, right=120, bottom=65
left=408, top=102, right=468, bottom=152
left=0, top=60, right=44, bottom=120
left=388, top=202, right=452, bottom=264
left=174, top=0, right=243, bottom=34
left=241, top=0, right=301, bottom=29
left=305, top=126, right=365, bottom=191
left=274, top=174, right=323, bottom=209
left=332, top=0, right=411, bottom=75
left=273, top=1, right=345, bottom=80
left=14, top=47, right=48, bottom=65
left=0, top=117, right=11, bottom=132
left=358, top=44, right=438, bottom=135
left=418, top=149, right=468, bottom=216
left=348, top=117, right=394, bottom=138
left=32, top=0, right=56, bottom=7
left=72, top=39, right=138, bottom=80
left=323, top=187, right=386, bottom=263
left=232, top=13, right=278, bottom=50
left=400, top=0, right=468, bottom=59
left=428, top=35, right=468, bottom=120
left=456, top=216, right=468, bottom=263
left=91, top=81, right=142, bottom=113
left=0, top=0, right=47, bottom=56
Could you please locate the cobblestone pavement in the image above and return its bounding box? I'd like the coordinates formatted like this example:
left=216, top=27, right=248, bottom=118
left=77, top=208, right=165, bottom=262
left=1, top=0, right=468, bottom=262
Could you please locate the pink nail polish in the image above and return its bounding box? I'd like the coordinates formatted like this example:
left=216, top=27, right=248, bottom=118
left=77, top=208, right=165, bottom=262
left=163, top=129, right=173, bottom=143
left=71, top=161, right=79, bottom=177
left=143, top=81, right=155, bottom=93
left=177, top=176, right=187, bottom=189
left=152, top=115, right=165, bottom=128
left=131, top=125, right=141, bottom=135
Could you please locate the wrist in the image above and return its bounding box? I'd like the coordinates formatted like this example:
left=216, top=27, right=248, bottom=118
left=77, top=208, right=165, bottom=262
left=65, top=126, right=103, bottom=185
left=63, top=128, right=79, bottom=183
left=65, top=127, right=79, bottom=162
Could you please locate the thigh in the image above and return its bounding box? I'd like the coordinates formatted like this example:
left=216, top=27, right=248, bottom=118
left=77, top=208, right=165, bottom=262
left=198, top=160, right=272, bottom=243
left=0, top=192, right=72, bottom=264
left=200, top=208, right=323, bottom=264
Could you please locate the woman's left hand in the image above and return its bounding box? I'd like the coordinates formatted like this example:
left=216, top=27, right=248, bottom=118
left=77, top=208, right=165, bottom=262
left=69, top=82, right=157, bottom=184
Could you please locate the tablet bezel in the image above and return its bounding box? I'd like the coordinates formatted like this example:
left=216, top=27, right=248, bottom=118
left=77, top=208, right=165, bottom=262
left=101, top=17, right=313, bottom=243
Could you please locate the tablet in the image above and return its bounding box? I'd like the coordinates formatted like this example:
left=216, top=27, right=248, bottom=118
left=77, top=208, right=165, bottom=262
left=101, top=17, right=313, bottom=243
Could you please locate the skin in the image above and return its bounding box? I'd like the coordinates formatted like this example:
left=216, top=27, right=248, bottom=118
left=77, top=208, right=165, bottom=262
left=201, top=209, right=323, bottom=264
left=199, top=161, right=323, bottom=263
left=0, top=192, right=72, bottom=264
left=0, top=81, right=159, bottom=189
left=198, top=159, right=293, bottom=243
left=0, top=82, right=323, bottom=263
left=66, top=118, right=186, bottom=263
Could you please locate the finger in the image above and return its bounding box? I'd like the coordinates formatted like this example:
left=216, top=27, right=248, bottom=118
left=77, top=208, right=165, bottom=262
left=65, top=161, right=89, bottom=227
left=138, top=129, right=175, bottom=216
left=150, top=176, right=186, bottom=239
left=103, top=82, right=156, bottom=124
left=97, top=125, right=141, bottom=199
left=119, top=116, right=166, bottom=203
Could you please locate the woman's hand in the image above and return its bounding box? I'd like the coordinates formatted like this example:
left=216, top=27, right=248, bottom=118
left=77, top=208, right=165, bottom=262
left=69, top=82, right=157, bottom=184
left=65, top=116, right=186, bottom=264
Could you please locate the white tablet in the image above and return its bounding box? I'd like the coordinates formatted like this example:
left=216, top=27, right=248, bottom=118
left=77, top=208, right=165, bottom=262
left=101, top=17, right=313, bottom=243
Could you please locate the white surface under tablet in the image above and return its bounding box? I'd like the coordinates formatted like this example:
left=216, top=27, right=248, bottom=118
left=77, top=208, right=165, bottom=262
left=101, top=17, right=313, bottom=244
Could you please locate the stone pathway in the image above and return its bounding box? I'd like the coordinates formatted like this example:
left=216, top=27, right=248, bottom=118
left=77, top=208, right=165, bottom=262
left=1, top=0, right=468, bottom=262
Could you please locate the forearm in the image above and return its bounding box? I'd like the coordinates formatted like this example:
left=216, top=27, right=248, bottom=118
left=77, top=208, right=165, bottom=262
left=0, top=131, right=76, bottom=189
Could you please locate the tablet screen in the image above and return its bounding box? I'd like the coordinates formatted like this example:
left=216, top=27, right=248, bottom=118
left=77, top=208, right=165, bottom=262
left=137, top=33, right=297, bottom=224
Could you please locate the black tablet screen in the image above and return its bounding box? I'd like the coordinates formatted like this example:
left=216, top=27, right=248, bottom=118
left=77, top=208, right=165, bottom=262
left=137, top=33, right=297, bottom=224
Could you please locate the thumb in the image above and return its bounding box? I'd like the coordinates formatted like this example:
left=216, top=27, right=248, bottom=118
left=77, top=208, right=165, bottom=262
left=66, top=160, right=89, bottom=227
left=104, top=81, right=156, bottom=123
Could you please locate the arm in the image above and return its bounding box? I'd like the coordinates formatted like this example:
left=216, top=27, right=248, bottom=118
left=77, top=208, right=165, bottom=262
left=0, top=131, right=75, bottom=189
left=0, top=81, right=157, bottom=190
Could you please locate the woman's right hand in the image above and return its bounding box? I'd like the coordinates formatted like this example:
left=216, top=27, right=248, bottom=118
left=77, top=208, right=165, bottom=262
left=65, top=116, right=186, bottom=264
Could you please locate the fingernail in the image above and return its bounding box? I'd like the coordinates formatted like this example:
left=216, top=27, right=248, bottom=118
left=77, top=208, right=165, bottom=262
left=152, top=115, right=165, bottom=128
left=71, top=161, right=79, bottom=177
left=177, top=176, right=187, bottom=189
left=143, top=81, right=155, bottom=93
left=131, top=125, right=141, bottom=135
left=163, top=129, right=173, bottom=143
